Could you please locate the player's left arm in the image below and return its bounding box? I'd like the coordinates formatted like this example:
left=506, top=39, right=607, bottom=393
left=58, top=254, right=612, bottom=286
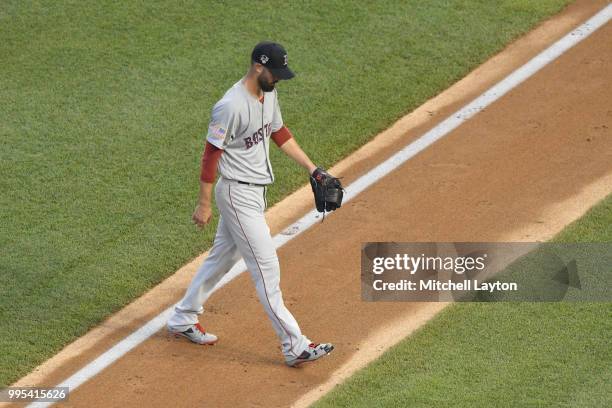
left=269, top=90, right=316, bottom=173
left=272, top=127, right=343, bottom=212
left=270, top=93, right=342, bottom=211
left=272, top=127, right=316, bottom=174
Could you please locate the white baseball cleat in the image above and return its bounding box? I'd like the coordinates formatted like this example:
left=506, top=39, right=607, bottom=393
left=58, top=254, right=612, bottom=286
left=168, top=322, right=218, bottom=345
left=285, top=343, right=334, bottom=367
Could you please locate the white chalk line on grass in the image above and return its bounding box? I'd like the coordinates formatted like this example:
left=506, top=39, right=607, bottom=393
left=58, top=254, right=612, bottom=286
left=27, top=4, right=612, bottom=407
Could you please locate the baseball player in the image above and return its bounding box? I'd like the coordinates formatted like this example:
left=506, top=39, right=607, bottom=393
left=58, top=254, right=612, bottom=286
left=167, top=41, right=342, bottom=367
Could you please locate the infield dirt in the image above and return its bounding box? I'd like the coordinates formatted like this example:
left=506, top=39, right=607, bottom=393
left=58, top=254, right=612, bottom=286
left=6, top=1, right=611, bottom=407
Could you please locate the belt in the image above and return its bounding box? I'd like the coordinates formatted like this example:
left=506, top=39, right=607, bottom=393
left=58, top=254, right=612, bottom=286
left=237, top=180, right=268, bottom=187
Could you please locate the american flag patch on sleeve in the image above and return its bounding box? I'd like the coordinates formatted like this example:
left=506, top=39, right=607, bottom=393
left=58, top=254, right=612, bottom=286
left=208, top=122, right=227, bottom=141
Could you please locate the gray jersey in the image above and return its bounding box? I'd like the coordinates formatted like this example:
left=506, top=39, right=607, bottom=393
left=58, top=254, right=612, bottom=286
left=206, top=78, right=283, bottom=185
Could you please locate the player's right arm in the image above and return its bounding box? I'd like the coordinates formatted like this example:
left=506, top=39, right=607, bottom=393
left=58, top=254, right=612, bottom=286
left=192, top=143, right=222, bottom=228
left=192, top=99, right=237, bottom=228
left=193, top=183, right=214, bottom=228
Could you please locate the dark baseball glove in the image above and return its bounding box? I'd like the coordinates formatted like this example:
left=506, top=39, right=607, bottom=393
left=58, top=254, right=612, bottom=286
left=310, top=167, right=344, bottom=213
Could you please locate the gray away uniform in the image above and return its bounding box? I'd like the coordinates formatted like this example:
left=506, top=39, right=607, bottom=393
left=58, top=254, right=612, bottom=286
left=167, top=78, right=311, bottom=359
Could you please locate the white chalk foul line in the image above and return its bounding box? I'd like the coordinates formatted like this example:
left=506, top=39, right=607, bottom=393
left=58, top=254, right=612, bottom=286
left=27, top=4, right=611, bottom=407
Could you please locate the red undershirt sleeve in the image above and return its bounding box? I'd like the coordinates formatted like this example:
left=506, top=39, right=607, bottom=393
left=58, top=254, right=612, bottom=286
left=200, top=142, right=223, bottom=183
left=271, top=126, right=293, bottom=147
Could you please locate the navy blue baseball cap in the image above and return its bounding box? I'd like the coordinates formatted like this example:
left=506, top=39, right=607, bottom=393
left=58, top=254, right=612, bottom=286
left=251, top=41, right=295, bottom=80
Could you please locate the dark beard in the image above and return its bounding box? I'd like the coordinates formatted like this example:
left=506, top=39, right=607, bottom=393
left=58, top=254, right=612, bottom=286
left=258, top=75, right=276, bottom=92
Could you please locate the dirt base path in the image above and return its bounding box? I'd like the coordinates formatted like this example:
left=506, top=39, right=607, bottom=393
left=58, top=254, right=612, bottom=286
left=8, top=1, right=611, bottom=407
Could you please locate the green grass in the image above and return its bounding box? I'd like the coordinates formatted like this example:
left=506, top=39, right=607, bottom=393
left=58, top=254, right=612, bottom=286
left=314, top=194, right=612, bottom=408
left=0, top=0, right=573, bottom=387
